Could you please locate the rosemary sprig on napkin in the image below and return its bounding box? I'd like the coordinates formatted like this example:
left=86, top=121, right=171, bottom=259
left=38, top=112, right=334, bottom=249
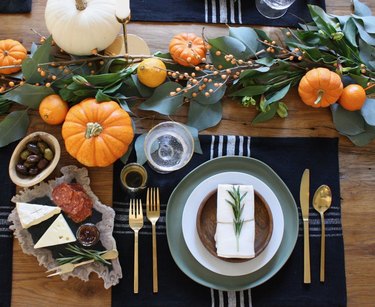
left=226, top=186, right=247, bottom=251
left=56, top=244, right=111, bottom=266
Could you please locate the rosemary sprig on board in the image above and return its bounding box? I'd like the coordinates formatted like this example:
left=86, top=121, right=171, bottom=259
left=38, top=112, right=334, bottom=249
left=56, top=244, right=111, bottom=266
left=226, top=186, right=247, bottom=251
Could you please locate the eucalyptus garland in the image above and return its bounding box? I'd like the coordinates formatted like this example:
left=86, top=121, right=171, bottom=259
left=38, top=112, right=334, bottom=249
left=0, top=0, right=374, bottom=147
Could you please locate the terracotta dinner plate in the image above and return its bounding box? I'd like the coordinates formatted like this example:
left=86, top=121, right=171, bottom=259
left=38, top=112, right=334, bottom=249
left=196, top=191, right=273, bottom=262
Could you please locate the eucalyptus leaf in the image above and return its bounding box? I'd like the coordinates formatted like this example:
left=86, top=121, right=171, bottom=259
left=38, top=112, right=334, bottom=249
left=132, top=75, right=154, bottom=98
left=331, top=104, right=365, bottom=136
left=0, top=110, right=29, bottom=147
left=346, top=127, right=375, bottom=146
left=252, top=102, right=278, bottom=124
left=352, top=19, right=375, bottom=46
left=120, top=142, right=134, bottom=165
left=194, top=82, right=227, bottom=105
left=358, top=39, right=375, bottom=70
left=181, top=124, right=203, bottom=154
left=255, top=57, right=277, bottom=67
left=187, top=100, right=222, bottom=131
left=353, top=0, right=372, bottom=17
left=308, top=4, right=340, bottom=34
left=265, top=83, right=291, bottom=105
left=139, top=82, right=183, bottom=115
left=3, top=84, right=54, bottom=109
left=360, top=98, right=375, bottom=126
left=208, top=36, right=248, bottom=59
left=32, top=36, right=53, bottom=64
left=230, top=85, right=271, bottom=97
left=118, top=77, right=141, bottom=98
left=134, top=133, right=147, bottom=165
left=229, top=27, right=259, bottom=56
left=21, top=58, right=43, bottom=84
left=343, top=18, right=358, bottom=47
left=95, top=90, right=112, bottom=102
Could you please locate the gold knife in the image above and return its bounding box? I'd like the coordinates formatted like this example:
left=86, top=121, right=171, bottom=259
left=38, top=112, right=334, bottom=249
left=300, top=169, right=311, bottom=284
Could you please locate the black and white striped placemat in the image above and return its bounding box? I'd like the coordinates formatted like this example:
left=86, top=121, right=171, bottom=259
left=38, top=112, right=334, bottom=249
left=112, top=135, right=346, bottom=307
left=130, top=0, right=326, bottom=27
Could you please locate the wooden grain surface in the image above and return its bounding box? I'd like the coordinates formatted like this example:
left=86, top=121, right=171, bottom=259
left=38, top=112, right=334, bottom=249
left=1, top=0, right=374, bottom=306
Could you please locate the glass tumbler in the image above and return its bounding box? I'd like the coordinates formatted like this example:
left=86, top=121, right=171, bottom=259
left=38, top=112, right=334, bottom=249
left=256, top=0, right=296, bottom=19
left=144, top=121, right=194, bottom=174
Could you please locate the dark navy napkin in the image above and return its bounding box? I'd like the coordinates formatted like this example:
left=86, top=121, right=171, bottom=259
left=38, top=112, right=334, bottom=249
left=131, top=0, right=326, bottom=27
left=0, top=0, right=31, bottom=13
left=111, top=136, right=346, bottom=307
left=0, top=144, right=16, bottom=307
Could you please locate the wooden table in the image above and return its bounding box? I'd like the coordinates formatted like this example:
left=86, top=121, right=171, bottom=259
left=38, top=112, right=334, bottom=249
left=1, top=0, right=374, bottom=306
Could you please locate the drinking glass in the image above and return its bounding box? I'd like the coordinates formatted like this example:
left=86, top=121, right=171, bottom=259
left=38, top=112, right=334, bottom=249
left=144, top=121, right=194, bottom=174
left=120, top=163, right=148, bottom=194
left=256, top=0, right=296, bottom=19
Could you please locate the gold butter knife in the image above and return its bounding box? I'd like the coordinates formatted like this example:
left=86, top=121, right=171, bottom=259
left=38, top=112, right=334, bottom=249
left=300, top=169, right=311, bottom=284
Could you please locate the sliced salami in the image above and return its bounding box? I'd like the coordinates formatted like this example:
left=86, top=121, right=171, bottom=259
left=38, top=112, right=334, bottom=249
left=52, top=183, right=93, bottom=223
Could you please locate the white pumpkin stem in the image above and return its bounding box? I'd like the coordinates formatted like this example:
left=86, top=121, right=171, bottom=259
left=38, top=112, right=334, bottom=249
left=85, top=122, right=103, bottom=138
left=314, top=90, right=324, bottom=105
left=76, top=0, right=87, bottom=10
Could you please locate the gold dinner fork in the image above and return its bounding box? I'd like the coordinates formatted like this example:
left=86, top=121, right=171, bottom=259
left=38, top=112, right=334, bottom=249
left=129, top=198, right=144, bottom=294
left=146, top=187, right=160, bottom=293
left=46, top=249, right=119, bottom=277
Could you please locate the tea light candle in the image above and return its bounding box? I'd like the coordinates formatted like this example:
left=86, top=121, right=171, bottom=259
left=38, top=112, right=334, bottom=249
left=116, top=0, right=130, bottom=21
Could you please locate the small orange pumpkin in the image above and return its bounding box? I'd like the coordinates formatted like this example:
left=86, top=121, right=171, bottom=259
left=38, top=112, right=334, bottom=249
left=169, top=33, right=207, bottom=67
left=62, top=98, right=134, bottom=167
left=0, top=39, right=27, bottom=75
left=298, top=68, right=343, bottom=108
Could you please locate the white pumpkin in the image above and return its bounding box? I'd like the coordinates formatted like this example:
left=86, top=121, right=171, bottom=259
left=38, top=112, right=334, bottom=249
left=45, top=0, right=121, bottom=56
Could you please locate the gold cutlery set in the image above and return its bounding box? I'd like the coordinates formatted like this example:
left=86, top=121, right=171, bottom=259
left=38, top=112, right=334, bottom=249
left=129, top=187, right=160, bottom=294
left=300, top=169, right=332, bottom=284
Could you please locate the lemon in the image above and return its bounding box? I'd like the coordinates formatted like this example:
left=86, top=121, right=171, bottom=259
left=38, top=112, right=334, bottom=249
left=137, top=58, right=167, bottom=88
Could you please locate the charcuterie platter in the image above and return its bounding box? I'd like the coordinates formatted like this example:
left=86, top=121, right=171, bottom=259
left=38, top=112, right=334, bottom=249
left=8, top=165, right=122, bottom=289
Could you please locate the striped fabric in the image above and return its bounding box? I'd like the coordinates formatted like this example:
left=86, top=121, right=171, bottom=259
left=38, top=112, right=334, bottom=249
left=112, top=136, right=346, bottom=307
left=130, top=0, right=326, bottom=27
left=0, top=206, right=13, bottom=239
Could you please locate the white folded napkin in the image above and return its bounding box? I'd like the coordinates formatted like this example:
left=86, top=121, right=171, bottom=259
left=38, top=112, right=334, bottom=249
left=215, top=184, right=255, bottom=258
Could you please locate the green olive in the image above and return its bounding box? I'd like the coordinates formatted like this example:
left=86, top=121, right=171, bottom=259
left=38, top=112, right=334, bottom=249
left=44, top=148, right=54, bottom=161
left=37, top=141, right=49, bottom=153
left=20, top=149, right=31, bottom=160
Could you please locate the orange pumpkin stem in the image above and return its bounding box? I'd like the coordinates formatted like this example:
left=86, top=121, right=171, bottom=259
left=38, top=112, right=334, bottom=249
left=85, top=122, right=103, bottom=139
left=313, top=90, right=324, bottom=105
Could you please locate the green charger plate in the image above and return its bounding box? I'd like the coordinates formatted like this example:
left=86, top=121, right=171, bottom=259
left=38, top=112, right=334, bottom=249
left=166, top=156, right=298, bottom=290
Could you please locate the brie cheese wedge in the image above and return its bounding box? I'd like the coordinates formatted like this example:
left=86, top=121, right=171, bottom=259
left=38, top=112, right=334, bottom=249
left=16, top=202, right=61, bottom=229
left=215, top=184, right=255, bottom=259
left=34, top=214, right=76, bottom=249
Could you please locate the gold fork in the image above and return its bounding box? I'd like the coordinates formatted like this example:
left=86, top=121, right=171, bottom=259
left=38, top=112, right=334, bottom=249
left=46, top=249, right=119, bottom=277
left=146, top=187, right=160, bottom=293
left=129, top=199, right=144, bottom=294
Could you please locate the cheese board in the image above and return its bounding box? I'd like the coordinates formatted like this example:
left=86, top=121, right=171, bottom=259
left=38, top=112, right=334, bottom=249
left=8, top=165, right=122, bottom=289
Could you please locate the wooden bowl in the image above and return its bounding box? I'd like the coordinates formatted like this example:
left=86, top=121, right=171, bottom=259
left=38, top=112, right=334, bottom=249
left=196, top=190, right=273, bottom=262
left=8, top=131, right=61, bottom=188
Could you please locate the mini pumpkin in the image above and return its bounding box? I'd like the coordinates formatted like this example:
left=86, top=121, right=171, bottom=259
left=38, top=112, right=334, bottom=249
left=0, top=39, right=27, bottom=75
left=45, top=0, right=121, bottom=56
left=169, top=33, right=207, bottom=67
left=62, top=98, right=134, bottom=167
left=298, top=68, right=343, bottom=108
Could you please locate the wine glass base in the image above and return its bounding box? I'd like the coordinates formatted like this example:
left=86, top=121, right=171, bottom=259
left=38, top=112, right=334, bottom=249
left=256, top=0, right=288, bottom=19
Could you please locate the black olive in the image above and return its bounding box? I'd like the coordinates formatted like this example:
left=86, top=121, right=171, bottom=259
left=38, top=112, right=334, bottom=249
left=26, top=154, right=41, bottom=164
left=26, top=142, right=41, bottom=155
left=28, top=167, right=40, bottom=175
left=37, top=158, right=49, bottom=170
left=16, top=163, right=28, bottom=175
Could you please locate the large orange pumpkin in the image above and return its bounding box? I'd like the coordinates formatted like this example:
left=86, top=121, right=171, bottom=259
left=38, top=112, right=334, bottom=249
left=0, top=39, right=27, bottom=75
left=298, top=68, right=343, bottom=108
left=62, top=98, right=134, bottom=167
left=169, top=33, right=207, bottom=67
